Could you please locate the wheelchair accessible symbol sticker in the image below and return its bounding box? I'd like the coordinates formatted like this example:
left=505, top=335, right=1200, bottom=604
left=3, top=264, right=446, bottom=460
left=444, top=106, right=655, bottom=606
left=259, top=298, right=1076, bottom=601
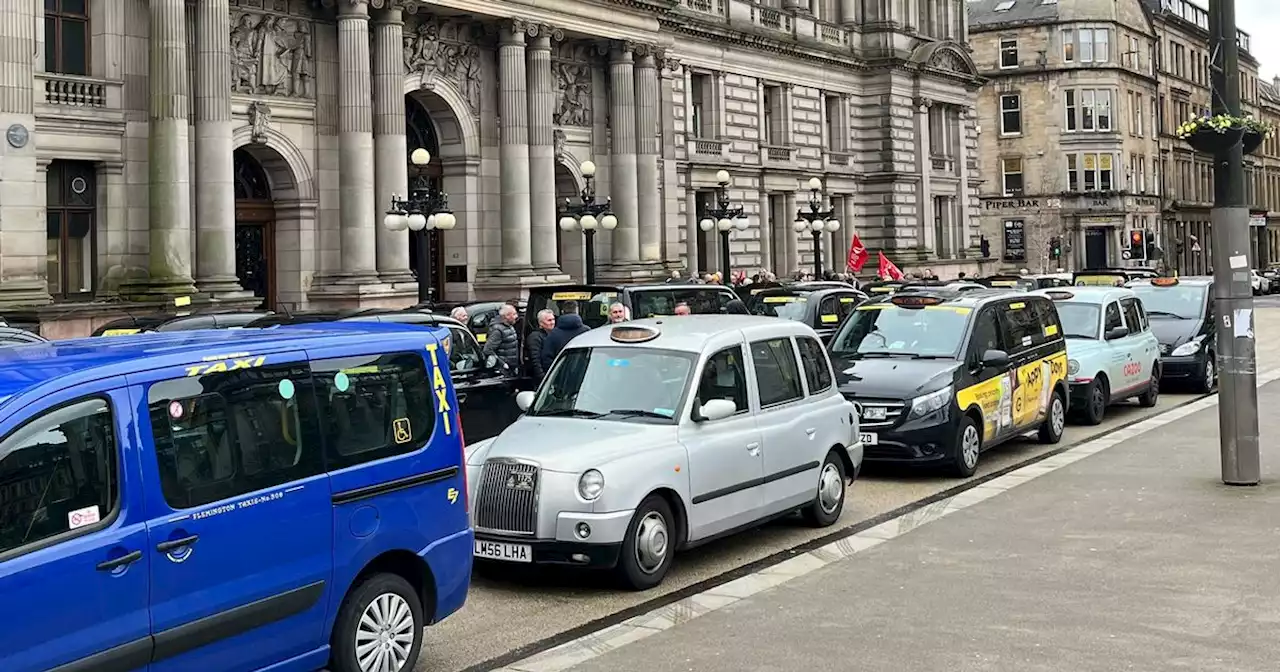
left=392, top=417, right=412, bottom=444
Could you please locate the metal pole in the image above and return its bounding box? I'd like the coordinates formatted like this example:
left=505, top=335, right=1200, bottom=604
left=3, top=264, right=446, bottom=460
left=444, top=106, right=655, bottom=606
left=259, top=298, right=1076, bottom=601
left=1209, top=0, right=1260, bottom=485
left=584, top=229, right=596, bottom=285
left=417, top=230, right=431, bottom=305
left=720, top=231, right=731, bottom=283
left=812, top=231, right=823, bottom=277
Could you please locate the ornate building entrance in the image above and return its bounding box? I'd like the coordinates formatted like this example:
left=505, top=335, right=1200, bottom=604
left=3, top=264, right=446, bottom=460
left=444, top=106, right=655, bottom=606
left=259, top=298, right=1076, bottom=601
left=406, top=96, right=447, bottom=302
left=233, top=149, right=276, bottom=309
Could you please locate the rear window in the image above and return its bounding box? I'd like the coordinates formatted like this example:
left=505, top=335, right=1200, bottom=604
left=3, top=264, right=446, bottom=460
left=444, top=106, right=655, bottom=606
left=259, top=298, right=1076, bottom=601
left=632, top=288, right=733, bottom=318
left=527, top=290, right=619, bottom=330
left=748, top=293, right=810, bottom=320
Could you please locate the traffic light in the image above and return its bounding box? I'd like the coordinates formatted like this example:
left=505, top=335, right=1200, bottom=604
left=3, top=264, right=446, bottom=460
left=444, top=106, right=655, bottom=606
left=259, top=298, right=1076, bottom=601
left=1128, top=230, right=1147, bottom=261
left=1049, top=236, right=1063, bottom=260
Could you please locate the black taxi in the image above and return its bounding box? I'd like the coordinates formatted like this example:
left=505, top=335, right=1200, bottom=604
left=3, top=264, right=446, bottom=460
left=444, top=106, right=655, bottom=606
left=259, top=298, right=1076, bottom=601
left=829, top=289, right=1069, bottom=477
left=747, top=286, right=867, bottom=342
left=1126, top=276, right=1217, bottom=393
left=92, top=310, right=275, bottom=335
left=1072, top=267, right=1159, bottom=287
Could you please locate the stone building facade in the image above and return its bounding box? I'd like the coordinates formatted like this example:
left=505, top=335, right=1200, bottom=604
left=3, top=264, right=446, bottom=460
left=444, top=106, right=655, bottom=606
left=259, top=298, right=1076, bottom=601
left=2, top=0, right=981, bottom=335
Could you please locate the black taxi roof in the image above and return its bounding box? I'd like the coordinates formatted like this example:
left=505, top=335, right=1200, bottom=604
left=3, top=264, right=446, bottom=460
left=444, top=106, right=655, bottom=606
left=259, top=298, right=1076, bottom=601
left=863, top=287, right=1023, bottom=309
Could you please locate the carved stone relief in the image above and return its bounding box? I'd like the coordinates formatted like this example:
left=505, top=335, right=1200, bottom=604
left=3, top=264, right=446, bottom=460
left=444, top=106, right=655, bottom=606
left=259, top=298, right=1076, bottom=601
left=553, top=128, right=566, bottom=159
left=231, top=10, right=315, bottom=98
left=552, top=42, right=594, bottom=128
left=402, top=15, right=484, bottom=115
left=248, top=101, right=272, bottom=143
left=928, top=45, right=974, bottom=76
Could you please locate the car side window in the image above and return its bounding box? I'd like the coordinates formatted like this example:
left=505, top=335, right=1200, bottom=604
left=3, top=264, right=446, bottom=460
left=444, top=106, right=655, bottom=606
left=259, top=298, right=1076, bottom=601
left=818, top=296, right=840, bottom=325
left=1104, top=302, right=1123, bottom=331
left=1120, top=298, right=1144, bottom=333
left=1032, top=298, right=1063, bottom=342
left=795, top=336, right=833, bottom=394
left=0, top=398, right=118, bottom=556
left=148, top=362, right=324, bottom=510
left=751, top=338, right=804, bottom=406
left=447, top=326, right=484, bottom=371
left=968, top=308, right=1004, bottom=362
left=695, top=345, right=749, bottom=414
left=1002, top=300, right=1044, bottom=353
left=310, top=353, right=436, bottom=470
left=834, top=294, right=859, bottom=320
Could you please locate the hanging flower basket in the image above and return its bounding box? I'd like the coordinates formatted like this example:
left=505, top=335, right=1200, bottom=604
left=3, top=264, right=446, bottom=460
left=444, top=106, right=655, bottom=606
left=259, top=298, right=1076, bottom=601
left=1176, top=114, right=1275, bottom=155
left=1240, top=118, right=1274, bottom=156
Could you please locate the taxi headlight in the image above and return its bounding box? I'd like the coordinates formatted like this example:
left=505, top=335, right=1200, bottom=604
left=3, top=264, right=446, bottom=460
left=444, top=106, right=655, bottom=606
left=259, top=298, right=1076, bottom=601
left=1067, top=359, right=1080, bottom=376
left=578, top=469, right=605, bottom=501
left=908, top=387, right=953, bottom=419
left=1172, top=337, right=1204, bottom=357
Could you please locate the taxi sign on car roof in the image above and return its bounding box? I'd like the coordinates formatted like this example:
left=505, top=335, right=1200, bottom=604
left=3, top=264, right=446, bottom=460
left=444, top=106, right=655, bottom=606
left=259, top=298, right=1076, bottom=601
left=1045, top=290, right=1075, bottom=301
left=1150, top=277, right=1180, bottom=287
left=610, top=324, right=660, bottom=343
left=890, top=294, right=943, bottom=308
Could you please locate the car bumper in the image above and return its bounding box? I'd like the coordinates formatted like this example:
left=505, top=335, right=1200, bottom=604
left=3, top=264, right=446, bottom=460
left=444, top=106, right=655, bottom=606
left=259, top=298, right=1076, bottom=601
left=859, top=410, right=961, bottom=465
left=473, top=509, right=633, bottom=568
left=422, top=526, right=474, bottom=624
left=1160, top=353, right=1206, bottom=380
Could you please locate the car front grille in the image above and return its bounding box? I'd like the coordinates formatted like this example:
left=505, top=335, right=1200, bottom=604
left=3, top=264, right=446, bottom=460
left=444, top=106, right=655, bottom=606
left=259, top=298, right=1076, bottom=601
left=844, top=395, right=907, bottom=429
left=475, top=459, right=539, bottom=536
left=1160, top=343, right=1172, bottom=356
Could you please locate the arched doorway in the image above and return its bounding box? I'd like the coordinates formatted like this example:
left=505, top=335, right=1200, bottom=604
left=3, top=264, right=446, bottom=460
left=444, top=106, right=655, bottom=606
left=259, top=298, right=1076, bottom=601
left=406, top=96, right=447, bottom=301
left=233, top=148, right=275, bottom=308
left=555, top=162, right=583, bottom=281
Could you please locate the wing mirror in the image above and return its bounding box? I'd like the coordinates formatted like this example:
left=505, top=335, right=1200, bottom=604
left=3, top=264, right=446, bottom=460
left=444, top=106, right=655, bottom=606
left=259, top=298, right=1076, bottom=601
left=515, top=390, right=535, bottom=411
left=694, top=399, right=737, bottom=422
left=1105, top=326, right=1130, bottom=340
left=980, top=349, right=1010, bottom=369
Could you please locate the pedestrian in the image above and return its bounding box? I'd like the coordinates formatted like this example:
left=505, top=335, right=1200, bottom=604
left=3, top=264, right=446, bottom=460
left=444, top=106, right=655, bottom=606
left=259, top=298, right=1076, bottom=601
left=725, top=298, right=749, bottom=314
left=674, top=302, right=691, bottom=316
left=482, top=304, right=521, bottom=372
left=450, top=306, right=469, bottom=324
left=540, top=300, right=592, bottom=372
left=525, top=309, right=555, bottom=381
left=607, top=302, right=629, bottom=324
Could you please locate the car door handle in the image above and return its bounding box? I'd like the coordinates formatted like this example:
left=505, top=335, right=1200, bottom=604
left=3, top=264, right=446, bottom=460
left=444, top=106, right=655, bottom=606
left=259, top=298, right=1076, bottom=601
left=96, top=550, right=142, bottom=572
left=156, top=535, right=199, bottom=553
left=746, top=442, right=760, bottom=456
left=456, top=393, right=468, bottom=404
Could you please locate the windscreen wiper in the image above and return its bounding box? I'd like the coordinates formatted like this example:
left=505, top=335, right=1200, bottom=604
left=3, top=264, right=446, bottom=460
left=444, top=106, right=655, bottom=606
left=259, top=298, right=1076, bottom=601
left=602, top=409, right=672, bottom=419
left=531, top=408, right=604, bottom=418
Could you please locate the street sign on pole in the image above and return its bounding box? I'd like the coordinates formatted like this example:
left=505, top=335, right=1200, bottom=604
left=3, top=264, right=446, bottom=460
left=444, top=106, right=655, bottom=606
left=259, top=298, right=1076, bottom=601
left=1208, top=0, right=1260, bottom=485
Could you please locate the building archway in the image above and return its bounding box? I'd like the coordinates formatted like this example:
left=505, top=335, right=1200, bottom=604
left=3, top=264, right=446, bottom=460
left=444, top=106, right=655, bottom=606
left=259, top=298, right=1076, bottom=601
left=405, top=95, right=447, bottom=301
left=233, top=148, right=276, bottom=308
left=554, top=161, right=585, bottom=281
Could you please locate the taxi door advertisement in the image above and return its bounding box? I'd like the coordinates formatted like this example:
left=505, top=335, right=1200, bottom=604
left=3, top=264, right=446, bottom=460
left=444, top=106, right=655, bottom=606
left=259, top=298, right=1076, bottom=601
left=958, top=353, right=1066, bottom=442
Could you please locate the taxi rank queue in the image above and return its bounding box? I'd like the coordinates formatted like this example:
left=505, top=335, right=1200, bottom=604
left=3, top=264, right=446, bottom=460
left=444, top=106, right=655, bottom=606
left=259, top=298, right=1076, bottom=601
left=0, top=271, right=1218, bottom=672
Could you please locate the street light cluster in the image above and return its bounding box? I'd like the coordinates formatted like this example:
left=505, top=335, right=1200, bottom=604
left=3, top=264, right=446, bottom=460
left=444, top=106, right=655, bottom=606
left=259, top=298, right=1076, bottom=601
left=384, top=147, right=456, bottom=303
left=558, top=160, right=616, bottom=284
left=794, top=176, right=840, bottom=276
left=700, top=170, right=749, bottom=235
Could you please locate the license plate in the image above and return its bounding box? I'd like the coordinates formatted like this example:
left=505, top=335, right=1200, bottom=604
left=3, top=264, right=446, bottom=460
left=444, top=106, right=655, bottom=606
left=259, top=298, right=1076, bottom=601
left=473, top=540, right=532, bottom=563
left=859, top=432, right=878, bottom=446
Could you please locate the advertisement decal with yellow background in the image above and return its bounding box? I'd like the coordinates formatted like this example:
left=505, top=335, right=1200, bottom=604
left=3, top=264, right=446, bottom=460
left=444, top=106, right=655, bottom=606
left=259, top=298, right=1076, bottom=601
left=956, top=351, right=1067, bottom=442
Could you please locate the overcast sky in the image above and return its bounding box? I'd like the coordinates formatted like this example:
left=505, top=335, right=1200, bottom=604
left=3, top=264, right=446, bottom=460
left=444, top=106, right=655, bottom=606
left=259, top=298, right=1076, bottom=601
left=1238, top=2, right=1279, bottom=79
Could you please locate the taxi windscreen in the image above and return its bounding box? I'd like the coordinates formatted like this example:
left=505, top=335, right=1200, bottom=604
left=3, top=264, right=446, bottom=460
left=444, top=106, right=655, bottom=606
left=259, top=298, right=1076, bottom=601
left=528, top=347, right=694, bottom=422
left=1129, top=283, right=1208, bottom=320
left=631, top=288, right=732, bottom=318
left=748, top=292, right=810, bottom=321
left=527, top=290, right=620, bottom=329
left=830, top=303, right=971, bottom=359
left=1054, top=303, right=1101, bottom=339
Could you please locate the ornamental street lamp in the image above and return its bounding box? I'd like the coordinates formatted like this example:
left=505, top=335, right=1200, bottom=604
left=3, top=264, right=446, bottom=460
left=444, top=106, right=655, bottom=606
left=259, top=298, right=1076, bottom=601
left=558, top=160, right=617, bottom=285
left=792, top=177, right=839, bottom=277
left=384, top=147, right=457, bottom=305
left=699, top=169, right=747, bottom=284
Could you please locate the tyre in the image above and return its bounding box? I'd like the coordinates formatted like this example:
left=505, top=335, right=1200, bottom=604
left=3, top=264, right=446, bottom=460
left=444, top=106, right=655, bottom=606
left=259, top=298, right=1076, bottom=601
left=950, top=415, right=982, bottom=478
left=616, top=495, right=675, bottom=591
left=802, top=450, right=847, bottom=527
left=331, top=573, right=424, bottom=672
left=1037, top=389, right=1066, bottom=444
left=1080, top=378, right=1107, bottom=426
left=1137, top=366, right=1160, bottom=408
left=1195, top=354, right=1217, bottom=394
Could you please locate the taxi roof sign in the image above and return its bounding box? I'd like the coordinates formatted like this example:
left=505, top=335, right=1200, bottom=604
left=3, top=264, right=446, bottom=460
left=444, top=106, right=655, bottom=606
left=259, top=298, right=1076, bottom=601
left=890, top=295, right=943, bottom=308
left=1150, top=277, right=1180, bottom=287
left=1045, top=290, right=1075, bottom=301
left=610, top=325, right=660, bottom=343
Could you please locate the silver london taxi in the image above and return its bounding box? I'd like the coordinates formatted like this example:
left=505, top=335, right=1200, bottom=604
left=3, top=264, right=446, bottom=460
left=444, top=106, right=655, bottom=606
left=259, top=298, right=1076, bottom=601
left=464, top=316, right=862, bottom=590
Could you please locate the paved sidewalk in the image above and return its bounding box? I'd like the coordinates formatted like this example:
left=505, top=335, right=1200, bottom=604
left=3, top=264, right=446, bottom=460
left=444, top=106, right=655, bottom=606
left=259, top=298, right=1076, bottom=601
left=555, top=382, right=1280, bottom=672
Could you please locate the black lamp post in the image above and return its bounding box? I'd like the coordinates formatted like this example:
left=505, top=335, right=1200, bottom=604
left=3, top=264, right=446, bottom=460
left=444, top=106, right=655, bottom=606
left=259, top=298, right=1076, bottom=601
left=792, top=177, right=839, bottom=277
left=558, top=160, right=616, bottom=285
left=698, top=169, right=746, bottom=284
left=384, top=147, right=456, bottom=305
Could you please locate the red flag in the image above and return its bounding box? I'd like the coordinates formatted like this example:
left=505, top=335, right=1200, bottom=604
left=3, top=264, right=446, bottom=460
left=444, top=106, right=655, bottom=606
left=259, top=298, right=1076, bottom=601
left=846, top=234, right=870, bottom=273
left=877, top=252, right=904, bottom=280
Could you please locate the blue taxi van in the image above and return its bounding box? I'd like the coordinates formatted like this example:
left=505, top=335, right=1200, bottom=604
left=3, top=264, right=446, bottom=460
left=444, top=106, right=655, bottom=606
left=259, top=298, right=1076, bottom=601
left=0, top=324, right=472, bottom=672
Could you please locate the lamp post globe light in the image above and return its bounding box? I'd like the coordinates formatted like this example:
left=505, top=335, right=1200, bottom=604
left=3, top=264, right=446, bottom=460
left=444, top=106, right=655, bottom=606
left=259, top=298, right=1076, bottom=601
left=699, top=169, right=747, bottom=284
left=558, top=160, right=617, bottom=284
left=793, top=176, right=839, bottom=277
left=384, top=148, right=457, bottom=305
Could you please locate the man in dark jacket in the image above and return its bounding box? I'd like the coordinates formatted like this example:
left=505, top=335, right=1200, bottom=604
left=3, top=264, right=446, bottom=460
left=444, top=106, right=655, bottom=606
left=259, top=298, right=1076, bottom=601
left=483, top=304, right=521, bottom=372
left=525, top=309, right=556, bottom=380
left=540, top=301, right=591, bottom=372
left=725, top=298, right=750, bottom=314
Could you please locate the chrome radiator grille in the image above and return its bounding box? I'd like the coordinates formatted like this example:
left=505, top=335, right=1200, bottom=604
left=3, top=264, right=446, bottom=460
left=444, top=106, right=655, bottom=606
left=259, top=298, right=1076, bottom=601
left=474, top=460, right=539, bottom=535
left=845, top=395, right=907, bottom=429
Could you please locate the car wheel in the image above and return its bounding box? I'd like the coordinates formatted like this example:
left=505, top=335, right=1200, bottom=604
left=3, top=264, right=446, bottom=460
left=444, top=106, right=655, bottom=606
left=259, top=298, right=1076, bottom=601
left=1081, top=379, right=1107, bottom=426
left=802, top=450, right=847, bottom=527
left=616, top=495, right=675, bottom=591
left=1196, top=354, right=1217, bottom=394
left=1137, top=366, right=1160, bottom=408
left=331, top=573, right=423, bottom=672
left=950, top=415, right=982, bottom=478
left=1037, top=389, right=1066, bottom=444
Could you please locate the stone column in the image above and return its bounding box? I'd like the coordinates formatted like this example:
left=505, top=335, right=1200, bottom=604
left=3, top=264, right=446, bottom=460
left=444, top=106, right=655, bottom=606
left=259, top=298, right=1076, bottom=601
left=371, top=6, right=413, bottom=283
left=957, top=107, right=973, bottom=252
left=685, top=189, right=700, bottom=274
left=634, top=48, right=661, bottom=263
left=609, top=44, right=640, bottom=264
left=0, top=0, right=49, bottom=304
left=658, top=56, right=682, bottom=265
left=337, top=0, right=378, bottom=281
left=916, top=99, right=935, bottom=253
left=783, top=192, right=799, bottom=275
left=193, top=0, right=242, bottom=295
left=759, top=193, right=773, bottom=272
left=147, top=0, right=196, bottom=293
left=497, top=21, right=533, bottom=272
left=527, top=25, right=560, bottom=274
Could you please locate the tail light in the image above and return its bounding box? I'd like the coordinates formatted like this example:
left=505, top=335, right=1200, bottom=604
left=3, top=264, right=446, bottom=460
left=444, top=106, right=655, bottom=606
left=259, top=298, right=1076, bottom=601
left=456, top=410, right=469, bottom=514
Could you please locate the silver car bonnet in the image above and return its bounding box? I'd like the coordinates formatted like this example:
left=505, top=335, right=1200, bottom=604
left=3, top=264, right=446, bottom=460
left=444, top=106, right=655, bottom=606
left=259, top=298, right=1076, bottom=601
left=482, top=415, right=679, bottom=474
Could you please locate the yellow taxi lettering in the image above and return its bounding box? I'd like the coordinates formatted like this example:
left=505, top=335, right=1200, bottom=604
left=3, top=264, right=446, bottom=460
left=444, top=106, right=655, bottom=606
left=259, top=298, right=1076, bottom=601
left=426, top=342, right=452, bottom=435
left=185, top=355, right=267, bottom=377
left=185, top=366, right=203, bottom=377
left=432, top=366, right=446, bottom=390
left=447, top=488, right=459, bottom=504
left=425, top=343, right=440, bottom=366
left=434, top=386, right=452, bottom=413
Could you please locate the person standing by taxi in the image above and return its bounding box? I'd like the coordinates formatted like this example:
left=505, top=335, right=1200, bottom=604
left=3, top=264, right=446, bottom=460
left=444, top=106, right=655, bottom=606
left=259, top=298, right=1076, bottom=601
left=483, top=304, right=521, bottom=372
left=450, top=306, right=469, bottom=323
left=526, top=309, right=555, bottom=381
left=607, top=302, right=629, bottom=324
left=540, top=300, right=592, bottom=371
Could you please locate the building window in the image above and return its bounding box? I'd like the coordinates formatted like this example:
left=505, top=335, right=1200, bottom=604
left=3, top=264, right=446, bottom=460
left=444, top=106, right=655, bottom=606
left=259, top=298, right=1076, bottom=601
left=44, top=0, right=90, bottom=76
left=1072, top=153, right=1114, bottom=192
left=1067, top=154, right=1079, bottom=192
left=928, top=105, right=955, bottom=157
left=1000, top=94, right=1022, bottom=135
left=46, top=160, right=97, bottom=298
left=824, top=94, right=845, bottom=151
left=1064, top=27, right=1109, bottom=64
left=1000, top=39, right=1018, bottom=68
left=762, top=85, right=782, bottom=145
left=690, top=73, right=710, bottom=138
left=1064, top=90, right=1077, bottom=131
left=1065, top=88, right=1112, bottom=132
left=1063, top=28, right=1075, bottom=62
left=1001, top=157, right=1024, bottom=197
